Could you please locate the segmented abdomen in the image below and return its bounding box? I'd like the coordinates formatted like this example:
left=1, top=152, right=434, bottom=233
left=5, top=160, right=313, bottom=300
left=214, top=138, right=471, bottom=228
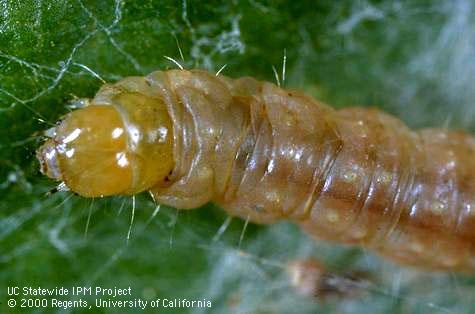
left=116, top=69, right=475, bottom=272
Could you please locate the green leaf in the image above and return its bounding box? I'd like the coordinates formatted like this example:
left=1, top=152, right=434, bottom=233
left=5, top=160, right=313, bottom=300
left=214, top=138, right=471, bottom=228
left=1, top=1, right=475, bottom=313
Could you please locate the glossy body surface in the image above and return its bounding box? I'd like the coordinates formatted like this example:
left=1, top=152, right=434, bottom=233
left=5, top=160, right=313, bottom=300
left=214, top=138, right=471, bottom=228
left=37, top=69, right=475, bottom=272
left=37, top=80, right=175, bottom=197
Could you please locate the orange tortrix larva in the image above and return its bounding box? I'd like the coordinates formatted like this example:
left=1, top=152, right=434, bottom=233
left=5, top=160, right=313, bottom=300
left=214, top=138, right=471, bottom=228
left=37, top=69, right=475, bottom=272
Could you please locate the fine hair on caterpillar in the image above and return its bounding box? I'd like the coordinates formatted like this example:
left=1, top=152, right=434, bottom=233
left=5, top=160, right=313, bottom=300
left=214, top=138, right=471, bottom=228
left=37, top=69, right=475, bottom=272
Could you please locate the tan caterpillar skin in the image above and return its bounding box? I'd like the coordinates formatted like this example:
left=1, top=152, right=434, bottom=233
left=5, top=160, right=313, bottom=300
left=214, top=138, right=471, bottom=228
left=37, top=69, right=475, bottom=272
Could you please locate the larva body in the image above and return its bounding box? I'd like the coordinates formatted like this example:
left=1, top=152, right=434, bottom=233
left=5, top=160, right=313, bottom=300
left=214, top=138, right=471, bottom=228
left=37, top=69, right=475, bottom=272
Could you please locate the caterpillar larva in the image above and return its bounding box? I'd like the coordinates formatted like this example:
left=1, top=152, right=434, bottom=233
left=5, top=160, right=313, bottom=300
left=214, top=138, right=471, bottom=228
left=37, top=69, right=475, bottom=272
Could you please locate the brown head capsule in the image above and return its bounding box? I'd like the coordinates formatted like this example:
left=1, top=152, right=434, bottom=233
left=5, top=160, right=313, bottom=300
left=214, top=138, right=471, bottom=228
left=37, top=69, right=475, bottom=272
left=37, top=80, right=174, bottom=197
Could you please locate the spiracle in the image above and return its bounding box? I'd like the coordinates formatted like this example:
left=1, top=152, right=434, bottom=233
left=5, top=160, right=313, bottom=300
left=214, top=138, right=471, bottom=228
left=37, top=69, right=475, bottom=272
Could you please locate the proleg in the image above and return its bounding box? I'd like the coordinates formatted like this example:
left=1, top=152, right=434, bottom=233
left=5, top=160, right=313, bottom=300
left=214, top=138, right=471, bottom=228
left=37, top=69, right=475, bottom=272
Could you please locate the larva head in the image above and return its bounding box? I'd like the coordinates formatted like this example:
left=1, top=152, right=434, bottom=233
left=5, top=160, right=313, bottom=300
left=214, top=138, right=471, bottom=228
left=37, top=91, right=174, bottom=197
